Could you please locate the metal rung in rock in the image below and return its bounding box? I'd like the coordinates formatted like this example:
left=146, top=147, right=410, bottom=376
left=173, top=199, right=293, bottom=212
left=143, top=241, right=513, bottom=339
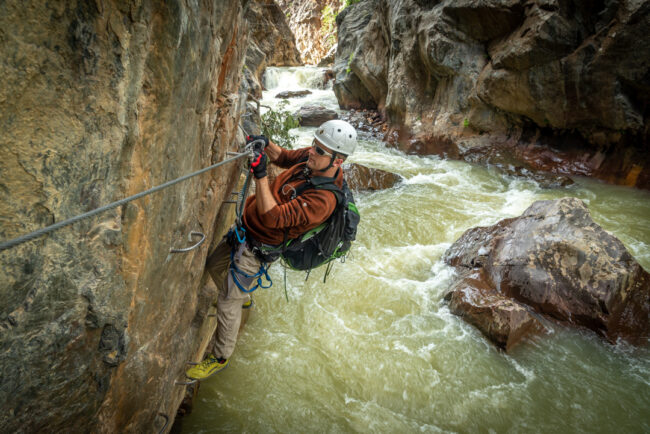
left=170, top=231, right=205, bottom=253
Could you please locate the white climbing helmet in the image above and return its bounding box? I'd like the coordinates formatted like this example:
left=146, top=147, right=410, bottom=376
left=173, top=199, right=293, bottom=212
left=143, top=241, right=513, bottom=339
left=314, top=120, right=357, bottom=156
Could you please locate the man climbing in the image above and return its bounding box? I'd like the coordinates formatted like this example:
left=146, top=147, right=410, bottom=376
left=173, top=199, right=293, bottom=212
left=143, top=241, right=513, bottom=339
left=186, top=119, right=358, bottom=380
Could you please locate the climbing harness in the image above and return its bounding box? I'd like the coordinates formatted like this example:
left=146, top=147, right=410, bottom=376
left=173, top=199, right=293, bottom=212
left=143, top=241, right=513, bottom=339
left=228, top=246, right=273, bottom=293
left=0, top=142, right=260, bottom=252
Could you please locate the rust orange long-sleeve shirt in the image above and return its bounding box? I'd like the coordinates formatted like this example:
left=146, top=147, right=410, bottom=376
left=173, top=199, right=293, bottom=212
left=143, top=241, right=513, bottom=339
left=242, top=147, right=343, bottom=245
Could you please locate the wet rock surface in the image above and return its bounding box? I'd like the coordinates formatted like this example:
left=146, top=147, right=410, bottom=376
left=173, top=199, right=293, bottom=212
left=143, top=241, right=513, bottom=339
left=342, top=109, right=573, bottom=188
left=340, top=109, right=389, bottom=141
left=276, top=90, right=313, bottom=99
left=443, top=198, right=650, bottom=350
left=444, top=270, right=548, bottom=351
left=295, top=105, right=339, bottom=126
left=343, top=163, right=401, bottom=192
left=461, top=142, right=575, bottom=188
left=334, top=0, right=650, bottom=189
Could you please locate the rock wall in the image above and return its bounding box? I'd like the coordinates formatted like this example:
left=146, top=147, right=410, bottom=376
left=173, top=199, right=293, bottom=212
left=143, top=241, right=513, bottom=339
left=333, top=0, right=650, bottom=189
left=277, top=0, right=344, bottom=65
left=0, top=1, right=250, bottom=432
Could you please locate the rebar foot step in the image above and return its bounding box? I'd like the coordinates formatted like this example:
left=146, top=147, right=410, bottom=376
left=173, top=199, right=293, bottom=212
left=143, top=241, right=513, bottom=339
left=170, top=231, right=205, bottom=253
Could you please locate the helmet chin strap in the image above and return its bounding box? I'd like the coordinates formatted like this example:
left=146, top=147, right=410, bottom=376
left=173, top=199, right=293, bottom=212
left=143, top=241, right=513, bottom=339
left=323, top=152, right=338, bottom=171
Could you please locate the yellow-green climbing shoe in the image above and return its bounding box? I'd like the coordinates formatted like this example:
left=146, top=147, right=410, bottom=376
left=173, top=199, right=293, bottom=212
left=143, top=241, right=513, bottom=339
left=185, top=354, right=228, bottom=380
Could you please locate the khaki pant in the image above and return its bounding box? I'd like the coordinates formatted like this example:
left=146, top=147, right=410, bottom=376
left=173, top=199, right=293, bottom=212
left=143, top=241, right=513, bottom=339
left=205, top=235, right=261, bottom=359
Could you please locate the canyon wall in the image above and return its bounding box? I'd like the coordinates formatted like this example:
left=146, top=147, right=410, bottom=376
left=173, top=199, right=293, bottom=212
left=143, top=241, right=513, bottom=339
left=243, top=0, right=302, bottom=102
left=334, top=0, right=650, bottom=189
left=0, top=1, right=251, bottom=431
left=277, top=0, right=345, bottom=65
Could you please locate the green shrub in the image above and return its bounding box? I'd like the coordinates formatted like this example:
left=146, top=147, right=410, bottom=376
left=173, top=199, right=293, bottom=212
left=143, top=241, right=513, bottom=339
left=261, top=101, right=300, bottom=149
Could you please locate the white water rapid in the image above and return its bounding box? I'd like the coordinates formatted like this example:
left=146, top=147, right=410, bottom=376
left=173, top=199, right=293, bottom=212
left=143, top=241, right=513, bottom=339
left=179, top=67, right=650, bottom=433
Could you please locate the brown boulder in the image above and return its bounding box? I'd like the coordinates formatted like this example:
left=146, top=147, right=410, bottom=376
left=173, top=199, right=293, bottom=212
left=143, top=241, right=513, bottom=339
left=276, top=90, right=313, bottom=99
left=445, top=270, right=547, bottom=351
left=343, top=163, right=401, bottom=191
left=444, top=197, right=650, bottom=348
left=295, top=105, right=339, bottom=126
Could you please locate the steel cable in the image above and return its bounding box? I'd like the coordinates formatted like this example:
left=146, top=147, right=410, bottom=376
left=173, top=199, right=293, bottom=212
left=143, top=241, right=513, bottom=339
left=0, top=149, right=253, bottom=252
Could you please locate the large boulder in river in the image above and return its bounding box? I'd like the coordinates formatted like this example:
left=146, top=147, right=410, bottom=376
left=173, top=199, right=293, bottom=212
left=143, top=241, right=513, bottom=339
left=333, top=0, right=650, bottom=189
left=343, top=163, right=401, bottom=191
left=444, top=198, right=650, bottom=349
left=276, top=89, right=312, bottom=99
left=295, top=105, right=339, bottom=126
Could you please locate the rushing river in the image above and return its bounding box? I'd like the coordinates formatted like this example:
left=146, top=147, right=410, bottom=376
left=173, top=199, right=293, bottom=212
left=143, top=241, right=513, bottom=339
left=178, top=67, right=650, bottom=433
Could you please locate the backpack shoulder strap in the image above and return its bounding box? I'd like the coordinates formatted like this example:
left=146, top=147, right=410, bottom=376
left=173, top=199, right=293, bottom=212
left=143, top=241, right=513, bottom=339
left=294, top=168, right=344, bottom=204
left=312, top=182, right=344, bottom=204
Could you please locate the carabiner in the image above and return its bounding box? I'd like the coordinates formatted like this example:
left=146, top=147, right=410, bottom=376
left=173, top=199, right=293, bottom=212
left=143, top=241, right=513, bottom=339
left=234, top=225, right=246, bottom=244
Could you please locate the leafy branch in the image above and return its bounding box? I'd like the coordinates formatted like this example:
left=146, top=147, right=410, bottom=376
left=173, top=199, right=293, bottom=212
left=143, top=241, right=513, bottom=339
left=261, top=100, right=300, bottom=149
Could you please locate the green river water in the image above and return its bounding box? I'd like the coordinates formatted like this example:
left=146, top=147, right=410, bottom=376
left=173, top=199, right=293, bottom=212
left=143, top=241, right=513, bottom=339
left=178, top=67, right=650, bottom=433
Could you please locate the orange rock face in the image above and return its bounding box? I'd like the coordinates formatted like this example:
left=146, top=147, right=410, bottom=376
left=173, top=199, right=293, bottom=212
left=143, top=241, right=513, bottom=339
left=0, top=1, right=250, bottom=431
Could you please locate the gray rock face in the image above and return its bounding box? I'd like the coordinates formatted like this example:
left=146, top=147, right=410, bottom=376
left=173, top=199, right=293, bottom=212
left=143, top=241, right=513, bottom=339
left=0, top=1, right=249, bottom=431
left=333, top=1, right=386, bottom=110
left=334, top=0, right=650, bottom=189
left=444, top=198, right=650, bottom=349
left=318, top=44, right=338, bottom=66
left=247, top=0, right=302, bottom=68
left=276, top=0, right=344, bottom=65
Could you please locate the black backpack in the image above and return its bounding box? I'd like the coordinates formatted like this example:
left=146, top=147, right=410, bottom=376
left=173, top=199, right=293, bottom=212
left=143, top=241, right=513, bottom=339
left=281, top=178, right=360, bottom=272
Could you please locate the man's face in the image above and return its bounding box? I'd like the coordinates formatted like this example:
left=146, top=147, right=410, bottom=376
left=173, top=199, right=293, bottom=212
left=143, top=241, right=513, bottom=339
left=307, top=139, right=337, bottom=172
